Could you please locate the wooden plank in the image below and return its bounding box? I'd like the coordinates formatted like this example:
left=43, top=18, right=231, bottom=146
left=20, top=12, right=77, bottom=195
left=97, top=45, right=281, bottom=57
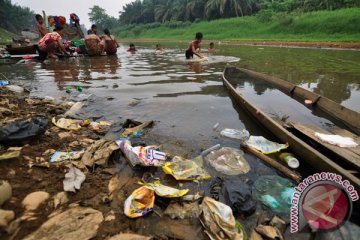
left=223, top=66, right=360, bottom=193
left=241, top=143, right=302, bottom=182
left=290, top=122, right=360, bottom=169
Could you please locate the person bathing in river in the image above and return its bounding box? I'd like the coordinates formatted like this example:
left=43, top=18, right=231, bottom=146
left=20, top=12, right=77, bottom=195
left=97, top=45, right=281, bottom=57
left=208, top=42, right=216, bottom=54
left=127, top=43, right=137, bottom=53
left=38, top=26, right=68, bottom=59
left=102, top=28, right=119, bottom=55
left=88, top=24, right=98, bottom=35
left=85, top=28, right=105, bottom=56
left=35, top=14, right=48, bottom=37
left=185, top=32, right=204, bottom=59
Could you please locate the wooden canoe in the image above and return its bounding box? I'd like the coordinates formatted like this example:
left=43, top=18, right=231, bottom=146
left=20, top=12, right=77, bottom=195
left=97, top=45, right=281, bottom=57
left=222, top=66, right=360, bottom=192
left=225, top=67, right=360, bottom=135
left=5, top=44, right=37, bottom=55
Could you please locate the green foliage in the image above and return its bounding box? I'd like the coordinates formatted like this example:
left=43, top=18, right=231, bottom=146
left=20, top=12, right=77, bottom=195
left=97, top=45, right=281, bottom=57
left=118, top=0, right=360, bottom=25
left=0, top=28, right=13, bottom=44
left=0, top=0, right=35, bottom=34
left=114, top=8, right=360, bottom=42
left=88, top=5, right=119, bottom=31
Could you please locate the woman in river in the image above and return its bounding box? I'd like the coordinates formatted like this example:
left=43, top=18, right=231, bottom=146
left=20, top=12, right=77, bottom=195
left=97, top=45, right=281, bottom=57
left=38, top=26, right=68, bottom=59
left=102, top=28, right=119, bottom=55
left=85, top=30, right=105, bottom=56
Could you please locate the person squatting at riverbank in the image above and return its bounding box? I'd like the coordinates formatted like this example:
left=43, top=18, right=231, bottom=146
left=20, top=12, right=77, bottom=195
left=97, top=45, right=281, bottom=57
left=185, top=32, right=204, bottom=59
left=38, top=26, right=69, bottom=59
left=103, top=28, right=119, bottom=55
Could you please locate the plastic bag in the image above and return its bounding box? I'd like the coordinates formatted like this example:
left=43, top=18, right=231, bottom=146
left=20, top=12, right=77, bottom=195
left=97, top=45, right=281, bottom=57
left=121, top=119, right=153, bottom=137
left=0, top=80, right=9, bottom=86
left=220, top=128, right=250, bottom=141
left=0, top=147, right=22, bottom=161
left=254, top=175, right=295, bottom=215
left=0, top=117, right=48, bottom=145
left=246, top=136, right=288, bottom=154
left=200, top=197, right=244, bottom=240
left=210, top=178, right=256, bottom=216
left=81, top=139, right=119, bottom=167
left=49, top=150, right=84, bottom=163
left=117, top=139, right=166, bottom=167
left=63, top=167, right=86, bottom=192
left=124, top=186, right=155, bottom=218
left=162, top=156, right=211, bottom=181
left=52, top=117, right=82, bottom=131
left=205, top=147, right=250, bottom=175
left=138, top=180, right=189, bottom=198
left=315, top=132, right=358, bottom=148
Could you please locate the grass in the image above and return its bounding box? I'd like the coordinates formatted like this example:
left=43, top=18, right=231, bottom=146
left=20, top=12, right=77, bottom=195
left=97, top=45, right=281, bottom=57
left=114, top=8, right=360, bottom=42
left=0, top=28, right=13, bottom=44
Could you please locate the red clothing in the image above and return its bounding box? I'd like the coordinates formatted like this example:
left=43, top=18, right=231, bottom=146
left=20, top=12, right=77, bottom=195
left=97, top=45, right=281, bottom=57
left=38, top=32, right=61, bottom=48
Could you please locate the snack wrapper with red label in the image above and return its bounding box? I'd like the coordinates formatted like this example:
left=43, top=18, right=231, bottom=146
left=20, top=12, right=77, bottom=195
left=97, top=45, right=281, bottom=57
left=116, top=139, right=166, bottom=167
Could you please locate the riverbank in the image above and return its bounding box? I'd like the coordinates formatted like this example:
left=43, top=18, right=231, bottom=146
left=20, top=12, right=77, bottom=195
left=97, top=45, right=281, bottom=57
left=118, top=38, right=360, bottom=50
left=114, top=8, right=360, bottom=46
left=0, top=86, right=292, bottom=240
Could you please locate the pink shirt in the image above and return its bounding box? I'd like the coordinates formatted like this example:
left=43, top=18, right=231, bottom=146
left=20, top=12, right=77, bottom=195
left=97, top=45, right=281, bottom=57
left=38, top=32, right=62, bottom=48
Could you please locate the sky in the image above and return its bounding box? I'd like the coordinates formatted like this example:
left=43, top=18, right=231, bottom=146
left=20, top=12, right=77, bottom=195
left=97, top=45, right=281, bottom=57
left=12, top=0, right=134, bottom=27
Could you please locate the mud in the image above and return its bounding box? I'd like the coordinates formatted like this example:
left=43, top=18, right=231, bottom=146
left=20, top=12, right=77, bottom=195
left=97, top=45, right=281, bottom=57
left=0, top=88, right=210, bottom=239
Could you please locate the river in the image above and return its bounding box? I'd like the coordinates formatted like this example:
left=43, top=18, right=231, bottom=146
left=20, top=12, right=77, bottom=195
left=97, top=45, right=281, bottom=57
left=0, top=43, right=359, bottom=238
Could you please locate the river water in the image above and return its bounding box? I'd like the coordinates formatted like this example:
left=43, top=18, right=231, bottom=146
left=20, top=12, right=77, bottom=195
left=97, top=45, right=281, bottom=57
left=1, top=43, right=359, bottom=237
left=1, top=43, right=359, bottom=149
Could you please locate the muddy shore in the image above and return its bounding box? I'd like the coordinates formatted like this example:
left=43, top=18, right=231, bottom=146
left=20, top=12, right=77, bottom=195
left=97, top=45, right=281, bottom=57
left=0, top=83, right=303, bottom=240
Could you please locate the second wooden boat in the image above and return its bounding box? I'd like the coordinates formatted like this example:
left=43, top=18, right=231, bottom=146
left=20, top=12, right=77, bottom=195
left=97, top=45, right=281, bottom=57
left=227, top=67, right=360, bottom=135
left=223, top=66, right=360, bottom=192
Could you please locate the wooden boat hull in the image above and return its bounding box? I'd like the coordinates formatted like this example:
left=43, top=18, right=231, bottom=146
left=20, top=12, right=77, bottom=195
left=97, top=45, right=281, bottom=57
left=227, top=67, right=360, bottom=135
left=5, top=44, right=37, bottom=55
left=222, top=66, right=360, bottom=192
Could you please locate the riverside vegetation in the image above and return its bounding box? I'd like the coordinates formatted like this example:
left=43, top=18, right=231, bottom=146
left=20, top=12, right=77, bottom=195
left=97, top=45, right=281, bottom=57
left=113, top=8, right=360, bottom=42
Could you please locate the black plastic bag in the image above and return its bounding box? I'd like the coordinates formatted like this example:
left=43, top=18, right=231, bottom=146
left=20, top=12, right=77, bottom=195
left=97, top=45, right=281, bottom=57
left=0, top=117, right=48, bottom=145
left=210, top=177, right=256, bottom=216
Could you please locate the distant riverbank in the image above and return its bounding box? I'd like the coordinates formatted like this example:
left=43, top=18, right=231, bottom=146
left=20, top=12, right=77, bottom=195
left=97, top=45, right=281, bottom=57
left=114, top=8, right=360, bottom=45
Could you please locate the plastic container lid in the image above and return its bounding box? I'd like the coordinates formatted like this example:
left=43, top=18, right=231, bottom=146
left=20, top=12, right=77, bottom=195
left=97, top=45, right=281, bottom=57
left=287, top=157, right=300, bottom=169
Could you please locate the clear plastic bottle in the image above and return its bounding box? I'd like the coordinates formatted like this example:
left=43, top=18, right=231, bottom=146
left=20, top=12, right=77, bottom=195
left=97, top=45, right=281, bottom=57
left=279, top=153, right=300, bottom=169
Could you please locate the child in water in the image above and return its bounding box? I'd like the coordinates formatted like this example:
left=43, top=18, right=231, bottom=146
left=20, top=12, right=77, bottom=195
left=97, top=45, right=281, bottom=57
left=185, top=32, right=204, bottom=59
left=208, top=42, right=215, bottom=54
left=127, top=43, right=137, bottom=53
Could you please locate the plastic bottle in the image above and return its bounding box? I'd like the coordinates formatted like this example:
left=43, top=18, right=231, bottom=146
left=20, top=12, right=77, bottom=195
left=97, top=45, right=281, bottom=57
left=220, top=128, right=250, bottom=140
left=201, top=144, right=221, bottom=157
left=279, top=153, right=300, bottom=169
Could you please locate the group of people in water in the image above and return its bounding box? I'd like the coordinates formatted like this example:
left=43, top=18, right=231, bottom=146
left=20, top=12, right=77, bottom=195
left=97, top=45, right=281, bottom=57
left=35, top=13, right=214, bottom=60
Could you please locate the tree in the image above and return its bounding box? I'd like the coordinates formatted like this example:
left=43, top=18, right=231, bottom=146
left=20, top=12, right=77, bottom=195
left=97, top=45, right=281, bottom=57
left=88, top=5, right=118, bottom=30
left=0, top=0, right=35, bottom=34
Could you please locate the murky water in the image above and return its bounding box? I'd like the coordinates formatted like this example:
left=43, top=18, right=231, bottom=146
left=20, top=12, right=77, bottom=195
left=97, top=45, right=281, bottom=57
left=1, top=43, right=359, bottom=236
left=1, top=43, right=359, bottom=146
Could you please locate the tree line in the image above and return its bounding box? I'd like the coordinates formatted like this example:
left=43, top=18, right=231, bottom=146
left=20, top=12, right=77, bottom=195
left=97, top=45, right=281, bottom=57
left=0, top=0, right=35, bottom=33
left=118, top=0, right=359, bottom=24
